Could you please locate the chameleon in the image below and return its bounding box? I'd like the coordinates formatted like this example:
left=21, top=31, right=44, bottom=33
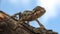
left=11, top=6, right=46, bottom=30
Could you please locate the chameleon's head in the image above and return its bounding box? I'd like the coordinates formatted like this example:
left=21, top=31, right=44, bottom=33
left=31, top=6, right=46, bottom=19
left=33, top=6, right=46, bottom=14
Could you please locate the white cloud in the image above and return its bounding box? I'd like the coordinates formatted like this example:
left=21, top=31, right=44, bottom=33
left=37, top=0, right=57, bottom=23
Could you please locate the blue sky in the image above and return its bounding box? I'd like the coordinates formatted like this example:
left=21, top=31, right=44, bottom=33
left=0, top=0, right=60, bottom=34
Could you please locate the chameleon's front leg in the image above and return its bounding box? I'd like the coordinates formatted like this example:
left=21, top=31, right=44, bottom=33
left=35, top=19, right=45, bottom=30
left=11, top=12, right=22, bottom=20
